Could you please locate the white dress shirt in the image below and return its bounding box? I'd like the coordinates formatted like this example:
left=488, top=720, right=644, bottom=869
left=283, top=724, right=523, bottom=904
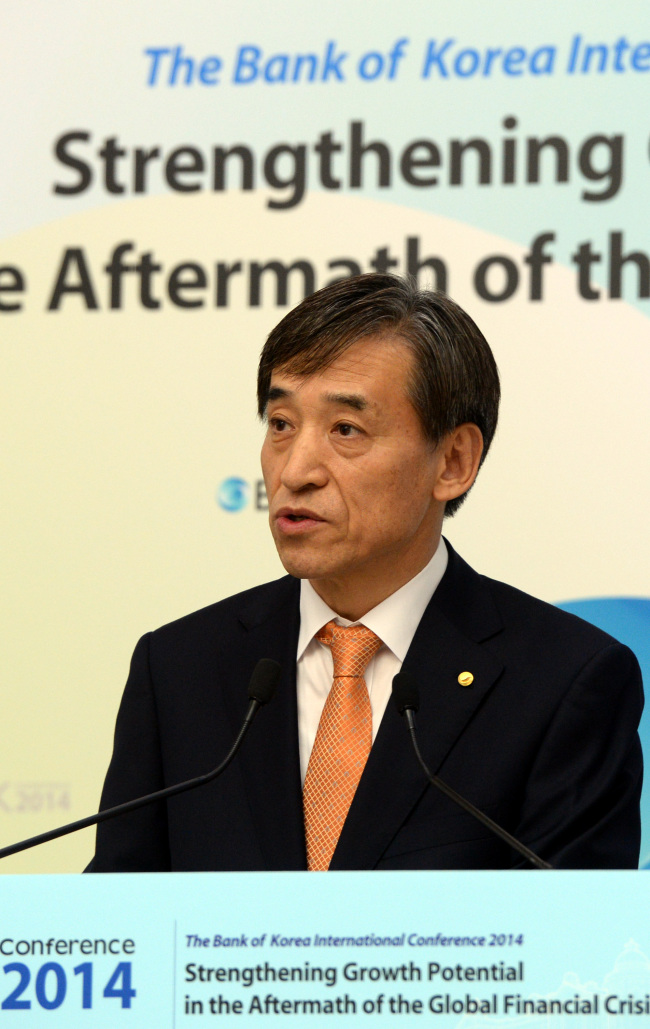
left=296, top=537, right=448, bottom=783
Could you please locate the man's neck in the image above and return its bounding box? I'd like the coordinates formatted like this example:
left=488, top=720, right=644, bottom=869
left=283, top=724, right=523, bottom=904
left=308, top=538, right=442, bottom=621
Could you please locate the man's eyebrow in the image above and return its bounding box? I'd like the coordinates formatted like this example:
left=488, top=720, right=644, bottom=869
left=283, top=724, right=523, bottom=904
left=266, top=386, right=290, bottom=403
left=324, top=392, right=368, bottom=411
left=265, top=386, right=368, bottom=412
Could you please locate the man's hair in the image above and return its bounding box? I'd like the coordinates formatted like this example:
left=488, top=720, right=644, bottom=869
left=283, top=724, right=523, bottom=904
left=257, top=273, right=500, bottom=516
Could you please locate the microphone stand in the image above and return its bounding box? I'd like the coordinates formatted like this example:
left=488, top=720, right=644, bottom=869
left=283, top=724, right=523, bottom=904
left=0, top=658, right=281, bottom=861
left=393, top=672, right=553, bottom=870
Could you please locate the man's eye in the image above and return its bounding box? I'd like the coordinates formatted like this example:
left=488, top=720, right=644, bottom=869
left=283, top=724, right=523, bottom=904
left=269, top=417, right=290, bottom=432
left=335, top=423, right=358, bottom=437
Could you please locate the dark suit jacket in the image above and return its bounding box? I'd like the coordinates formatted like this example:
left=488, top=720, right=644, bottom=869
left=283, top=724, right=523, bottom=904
left=89, top=543, right=643, bottom=871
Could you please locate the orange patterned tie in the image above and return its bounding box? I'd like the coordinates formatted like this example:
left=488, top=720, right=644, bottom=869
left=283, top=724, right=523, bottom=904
left=303, top=621, right=383, bottom=871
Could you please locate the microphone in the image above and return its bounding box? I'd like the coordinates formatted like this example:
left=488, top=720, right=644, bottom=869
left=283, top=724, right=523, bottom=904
left=392, top=672, right=553, bottom=870
left=247, top=657, right=281, bottom=707
left=0, top=659, right=281, bottom=861
left=392, top=670, right=419, bottom=722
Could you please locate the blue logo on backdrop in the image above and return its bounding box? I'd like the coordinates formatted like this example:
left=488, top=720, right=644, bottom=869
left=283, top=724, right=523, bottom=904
left=217, top=478, right=268, bottom=512
left=557, top=596, right=650, bottom=869
left=217, top=477, right=250, bottom=512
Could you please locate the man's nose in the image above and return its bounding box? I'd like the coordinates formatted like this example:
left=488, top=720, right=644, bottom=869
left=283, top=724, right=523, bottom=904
left=280, top=429, right=328, bottom=492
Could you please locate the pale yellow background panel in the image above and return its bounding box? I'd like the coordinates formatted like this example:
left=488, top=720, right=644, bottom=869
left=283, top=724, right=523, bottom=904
left=1, top=191, right=648, bottom=870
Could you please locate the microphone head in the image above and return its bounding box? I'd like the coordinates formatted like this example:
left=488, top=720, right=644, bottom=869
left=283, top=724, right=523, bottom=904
left=392, top=671, right=420, bottom=716
left=247, top=659, right=281, bottom=706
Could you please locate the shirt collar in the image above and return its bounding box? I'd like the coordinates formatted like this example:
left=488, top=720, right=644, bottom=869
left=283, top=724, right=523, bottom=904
left=297, top=537, right=448, bottom=662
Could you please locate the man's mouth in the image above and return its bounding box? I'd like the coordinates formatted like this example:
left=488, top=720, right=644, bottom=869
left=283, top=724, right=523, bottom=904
left=275, top=508, right=325, bottom=534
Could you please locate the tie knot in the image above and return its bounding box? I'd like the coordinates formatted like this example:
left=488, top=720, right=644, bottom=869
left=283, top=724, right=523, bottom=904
left=316, top=621, right=383, bottom=679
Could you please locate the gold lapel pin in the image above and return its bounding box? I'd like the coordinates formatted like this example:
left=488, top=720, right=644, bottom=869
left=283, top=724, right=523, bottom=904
left=458, top=671, right=474, bottom=687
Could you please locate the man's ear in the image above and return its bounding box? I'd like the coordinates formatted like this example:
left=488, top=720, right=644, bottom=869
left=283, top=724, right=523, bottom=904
left=432, top=423, right=484, bottom=504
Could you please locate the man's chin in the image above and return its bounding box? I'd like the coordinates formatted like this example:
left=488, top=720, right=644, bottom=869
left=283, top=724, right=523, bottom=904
left=277, top=557, right=329, bottom=581
left=274, top=542, right=336, bottom=582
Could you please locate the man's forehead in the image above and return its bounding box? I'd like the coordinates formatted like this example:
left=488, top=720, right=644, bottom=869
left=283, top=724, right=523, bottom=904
left=268, top=334, right=414, bottom=387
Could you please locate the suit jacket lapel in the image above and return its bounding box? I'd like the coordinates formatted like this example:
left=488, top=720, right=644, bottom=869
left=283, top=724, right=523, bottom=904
left=330, top=544, right=505, bottom=870
left=219, top=576, right=307, bottom=870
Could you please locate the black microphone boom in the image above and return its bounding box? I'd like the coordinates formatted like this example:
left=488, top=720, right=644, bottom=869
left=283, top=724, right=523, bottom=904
left=391, top=672, right=553, bottom=871
left=0, top=659, right=281, bottom=862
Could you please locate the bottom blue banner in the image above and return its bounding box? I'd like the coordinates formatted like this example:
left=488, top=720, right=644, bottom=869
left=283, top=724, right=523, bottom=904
left=0, top=871, right=648, bottom=1026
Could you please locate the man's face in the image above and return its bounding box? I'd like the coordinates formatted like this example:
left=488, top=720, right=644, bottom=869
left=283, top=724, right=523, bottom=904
left=261, top=335, right=446, bottom=608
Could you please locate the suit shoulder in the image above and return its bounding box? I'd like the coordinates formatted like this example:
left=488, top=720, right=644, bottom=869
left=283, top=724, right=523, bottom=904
left=481, top=572, right=629, bottom=655
left=442, top=542, right=624, bottom=655
left=147, top=575, right=299, bottom=645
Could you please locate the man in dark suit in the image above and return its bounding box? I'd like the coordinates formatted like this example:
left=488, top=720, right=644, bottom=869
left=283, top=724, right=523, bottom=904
left=90, top=274, right=643, bottom=871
